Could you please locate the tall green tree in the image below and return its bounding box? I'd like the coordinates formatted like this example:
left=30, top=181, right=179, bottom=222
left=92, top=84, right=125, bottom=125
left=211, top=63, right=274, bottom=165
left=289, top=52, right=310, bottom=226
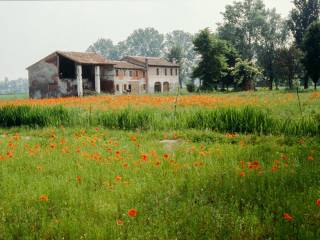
left=257, top=9, right=288, bottom=90
left=164, top=30, right=197, bottom=86
left=289, top=0, right=320, bottom=48
left=124, top=28, right=164, bottom=57
left=232, top=59, right=261, bottom=91
left=87, top=38, right=121, bottom=60
left=192, top=28, right=228, bottom=90
left=218, top=0, right=267, bottom=60
left=289, top=0, right=320, bottom=88
left=274, top=46, right=303, bottom=89
left=302, top=21, right=320, bottom=90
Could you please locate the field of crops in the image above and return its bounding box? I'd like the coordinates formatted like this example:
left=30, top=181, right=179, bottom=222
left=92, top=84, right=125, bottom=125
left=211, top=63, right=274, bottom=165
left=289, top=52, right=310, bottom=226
left=0, top=91, right=319, bottom=239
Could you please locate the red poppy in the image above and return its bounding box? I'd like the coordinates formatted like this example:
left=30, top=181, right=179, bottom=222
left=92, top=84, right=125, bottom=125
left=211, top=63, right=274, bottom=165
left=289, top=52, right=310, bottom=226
left=316, top=199, right=320, bottom=207
left=239, top=172, right=245, bottom=177
left=283, top=213, right=294, bottom=221
left=163, top=154, right=169, bottom=159
left=115, top=176, right=122, bottom=182
left=128, top=208, right=138, bottom=217
left=76, top=176, right=81, bottom=184
left=307, top=155, right=314, bottom=161
left=116, top=219, right=124, bottom=225
left=140, top=154, right=148, bottom=161
left=39, top=194, right=48, bottom=202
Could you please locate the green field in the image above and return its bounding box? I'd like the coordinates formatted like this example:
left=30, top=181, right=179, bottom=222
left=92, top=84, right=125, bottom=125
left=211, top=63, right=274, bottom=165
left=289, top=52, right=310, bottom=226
left=0, top=91, right=319, bottom=239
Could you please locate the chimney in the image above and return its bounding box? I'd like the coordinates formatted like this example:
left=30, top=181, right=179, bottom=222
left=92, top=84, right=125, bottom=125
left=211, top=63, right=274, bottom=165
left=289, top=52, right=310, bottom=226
left=172, top=58, right=177, bottom=64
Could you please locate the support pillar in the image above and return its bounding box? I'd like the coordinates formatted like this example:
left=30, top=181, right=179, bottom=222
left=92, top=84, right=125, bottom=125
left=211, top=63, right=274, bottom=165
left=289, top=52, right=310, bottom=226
left=76, top=64, right=83, bottom=97
left=95, top=65, right=101, bottom=94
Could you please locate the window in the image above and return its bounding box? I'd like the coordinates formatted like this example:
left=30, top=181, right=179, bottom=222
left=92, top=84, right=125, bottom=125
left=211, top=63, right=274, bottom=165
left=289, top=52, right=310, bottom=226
left=136, top=71, right=139, bottom=77
left=128, top=84, right=132, bottom=92
left=170, top=68, right=173, bottom=76
left=165, top=69, right=167, bottom=76
left=129, top=71, right=133, bottom=77
left=157, top=68, right=160, bottom=75
left=175, top=68, right=178, bottom=75
left=143, top=84, right=146, bottom=90
left=116, top=84, right=119, bottom=91
left=124, top=84, right=127, bottom=90
left=143, top=71, right=145, bottom=78
left=116, top=69, right=119, bottom=77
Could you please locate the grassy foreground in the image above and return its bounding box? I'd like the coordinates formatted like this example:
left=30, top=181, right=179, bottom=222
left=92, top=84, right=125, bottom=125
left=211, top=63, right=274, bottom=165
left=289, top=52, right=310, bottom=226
left=0, top=128, right=319, bottom=239
left=0, top=91, right=319, bottom=239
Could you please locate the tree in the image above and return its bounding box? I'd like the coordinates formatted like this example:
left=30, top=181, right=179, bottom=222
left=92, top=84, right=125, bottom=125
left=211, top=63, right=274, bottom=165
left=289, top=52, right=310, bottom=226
left=232, top=59, right=261, bottom=91
left=289, top=0, right=320, bottom=49
left=86, top=38, right=121, bottom=60
left=302, top=21, right=320, bottom=90
left=124, top=28, right=164, bottom=57
left=221, top=44, right=239, bottom=90
left=218, top=0, right=268, bottom=60
left=256, top=9, right=288, bottom=90
left=192, top=28, right=228, bottom=90
left=274, top=46, right=303, bottom=89
left=289, top=0, right=320, bottom=88
left=164, top=30, right=197, bottom=86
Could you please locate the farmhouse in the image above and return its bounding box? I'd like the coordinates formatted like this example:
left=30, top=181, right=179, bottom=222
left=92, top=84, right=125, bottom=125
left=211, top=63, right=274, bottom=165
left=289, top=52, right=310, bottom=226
left=27, top=51, right=179, bottom=99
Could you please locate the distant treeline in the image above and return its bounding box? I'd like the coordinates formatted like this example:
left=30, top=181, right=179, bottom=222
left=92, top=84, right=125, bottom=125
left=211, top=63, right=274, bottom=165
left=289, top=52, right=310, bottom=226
left=87, top=0, right=320, bottom=91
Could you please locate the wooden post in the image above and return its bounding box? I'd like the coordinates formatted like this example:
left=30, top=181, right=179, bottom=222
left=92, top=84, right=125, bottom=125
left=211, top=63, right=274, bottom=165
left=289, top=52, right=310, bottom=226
left=95, top=65, right=101, bottom=94
left=76, top=64, right=83, bottom=97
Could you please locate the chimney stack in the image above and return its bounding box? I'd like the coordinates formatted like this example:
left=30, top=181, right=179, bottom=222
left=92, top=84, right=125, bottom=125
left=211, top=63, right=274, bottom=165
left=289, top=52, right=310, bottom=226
left=172, top=58, right=177, bottom=64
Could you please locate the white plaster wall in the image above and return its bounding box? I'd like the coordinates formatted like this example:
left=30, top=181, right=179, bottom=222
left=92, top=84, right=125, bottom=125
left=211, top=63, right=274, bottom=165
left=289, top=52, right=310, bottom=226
left=147, top=67, right=179, bottom=93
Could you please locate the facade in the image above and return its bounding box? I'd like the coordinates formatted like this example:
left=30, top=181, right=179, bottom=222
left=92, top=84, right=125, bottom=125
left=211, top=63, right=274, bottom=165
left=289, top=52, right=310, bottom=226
left=27, top=51, right=179, bottom=98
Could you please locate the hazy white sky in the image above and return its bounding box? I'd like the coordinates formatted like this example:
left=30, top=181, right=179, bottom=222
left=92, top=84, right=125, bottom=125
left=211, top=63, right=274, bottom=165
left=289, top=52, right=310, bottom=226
left=0, top=0, right=293, bottom=80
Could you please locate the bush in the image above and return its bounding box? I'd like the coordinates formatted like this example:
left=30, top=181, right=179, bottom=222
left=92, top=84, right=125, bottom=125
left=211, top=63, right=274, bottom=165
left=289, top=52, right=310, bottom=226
left=186, top=82, right=196, bottom=93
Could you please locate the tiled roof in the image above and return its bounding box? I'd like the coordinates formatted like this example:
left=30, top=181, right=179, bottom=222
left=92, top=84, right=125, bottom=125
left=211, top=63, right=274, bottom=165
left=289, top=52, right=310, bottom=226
left=124, top=56, right=179, bottom=67
left=112, top=60, right=145, bottom=70
left=57, top=51, right=114, bottom=65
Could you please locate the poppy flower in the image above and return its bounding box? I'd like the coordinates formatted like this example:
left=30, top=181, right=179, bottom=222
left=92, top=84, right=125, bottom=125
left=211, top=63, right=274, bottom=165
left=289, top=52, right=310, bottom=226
left=239, top=172, right=245, bottom=177
left=283, top=213, right=294, bottom=221
left=128, top=208, right=138, bottom=217
left=316, top=199, right=320, bottom=207
left=7, top=151, right=13, bottom=158
left=307, top=155, right=314, bottom=161
left=39, top=194, right=48, bottom=202
left=115, top=176, right=122, bottom=182
left=163, top=154, right=169, bottom=159
left=76, top=176, right=81, bottom=184
left=116, top=219, right=124, bottom=225
left=140, top=154, right=148, bottom=161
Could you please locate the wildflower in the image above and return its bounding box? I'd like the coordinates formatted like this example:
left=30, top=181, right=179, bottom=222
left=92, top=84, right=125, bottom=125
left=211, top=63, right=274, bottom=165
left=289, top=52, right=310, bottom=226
left=307, top=155, right=314, bottom=161
left=39, top=194, right=48, bottom=202
left=76, top=176, right=81, bottom=184
left=123, top=163, right=128, bottom=168
left=163, top=153, right=169, bottom=159
left=130, top=136, right=137, bottom=142
left=0, top=155, right=5, bottom=161
left=271, top=165, right=279, bottom=172
left=128, top=208, right=138, bottom=217
left=140, top=154, right=148, bottom=161
left=316, top=199, right=320, bottom=207
left=155, top=161, right=161, bottom=166
left=239, top=172, right=245, bottom=177
left=6, top=151, right=13, bottom=158
left=283, top=213, right=294, bottom=221
left=115, top=176, right=122, bottom=182
left=116, top=219, right=124, bottom=225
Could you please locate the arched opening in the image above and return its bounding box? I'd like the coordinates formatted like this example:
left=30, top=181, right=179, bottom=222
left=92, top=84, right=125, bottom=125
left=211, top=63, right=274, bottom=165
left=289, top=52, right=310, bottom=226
left=163, top=82, right=169, bottom=92
left=154, top=82, right=161, bottom=93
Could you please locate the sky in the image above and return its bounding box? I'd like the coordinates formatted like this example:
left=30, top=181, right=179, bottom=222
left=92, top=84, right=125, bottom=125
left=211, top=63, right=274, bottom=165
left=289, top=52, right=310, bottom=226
left=0, top=0, right=293, bottom=80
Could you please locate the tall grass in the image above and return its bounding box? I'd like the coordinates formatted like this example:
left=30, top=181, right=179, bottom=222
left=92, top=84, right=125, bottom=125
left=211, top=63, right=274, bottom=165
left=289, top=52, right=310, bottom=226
left=0, top=105, right=319, bottom=136
left=0, top=105, right=72, bottom=128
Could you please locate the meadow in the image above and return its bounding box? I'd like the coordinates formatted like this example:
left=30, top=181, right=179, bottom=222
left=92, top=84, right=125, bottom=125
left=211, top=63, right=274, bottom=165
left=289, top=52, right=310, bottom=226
left=0, top=91, right=319, bottom=239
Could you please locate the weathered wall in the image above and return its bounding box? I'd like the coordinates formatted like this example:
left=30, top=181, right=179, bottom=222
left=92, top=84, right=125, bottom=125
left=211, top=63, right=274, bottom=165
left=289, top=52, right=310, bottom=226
left=147, top=67, right=179, bottom=93
left=28, top=54, right=79, bottom=98
left=28, top=54, right=59, bottom=98
left=114, top=69, right=146, bottom=94
left=101, top=65, right=115, bottom=93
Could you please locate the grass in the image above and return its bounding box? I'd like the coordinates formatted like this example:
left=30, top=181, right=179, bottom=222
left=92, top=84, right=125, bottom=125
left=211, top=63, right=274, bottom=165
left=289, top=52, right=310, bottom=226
left=0, top=91, right=319, bottom=239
